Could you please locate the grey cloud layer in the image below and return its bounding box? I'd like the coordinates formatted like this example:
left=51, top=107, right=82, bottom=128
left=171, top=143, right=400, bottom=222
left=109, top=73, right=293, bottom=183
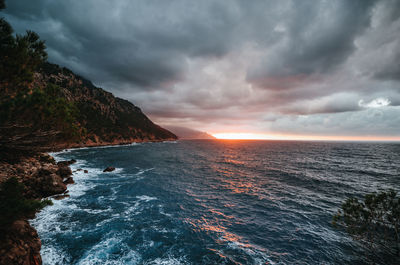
left=3, top=0, right=400, bottom=136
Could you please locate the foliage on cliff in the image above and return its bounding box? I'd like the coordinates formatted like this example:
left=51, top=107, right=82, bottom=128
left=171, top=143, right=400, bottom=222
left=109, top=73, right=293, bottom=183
left=37, top=62, right=177, bottom=144
left=0, top=83, right=81, bottom=139
left=333, top=190, right=400, bottom=257
left=0, top=177, right=52, bottom=230
left=0, top=18, right=46, bottom=93
left=0, top=7, right=81, bottom=147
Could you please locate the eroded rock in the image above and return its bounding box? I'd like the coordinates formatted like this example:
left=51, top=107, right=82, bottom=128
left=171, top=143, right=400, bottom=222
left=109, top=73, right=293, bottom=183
left=63, top=177, right=74, bottom=184
left=103, top=167, right=115, bottom=172
left=56, top=166, right=72, bottom=178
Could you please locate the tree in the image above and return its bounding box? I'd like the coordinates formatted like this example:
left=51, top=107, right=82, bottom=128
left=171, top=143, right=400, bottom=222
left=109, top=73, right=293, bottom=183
left=333, top=190, right=400, bottom=257
left=0, top=0, right=83, bottom=146
left=0, top=25, right=47, bottom=93
left=0, top=83, right=82, bottom=142
left=0, top=1, right=47, bottom=95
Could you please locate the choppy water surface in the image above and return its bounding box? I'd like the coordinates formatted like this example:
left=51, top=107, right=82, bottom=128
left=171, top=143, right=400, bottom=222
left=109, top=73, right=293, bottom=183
left=31, top=140, right=400, bottom=264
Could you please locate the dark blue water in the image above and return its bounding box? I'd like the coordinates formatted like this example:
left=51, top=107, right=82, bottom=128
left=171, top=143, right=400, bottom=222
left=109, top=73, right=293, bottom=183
left=31, top=140, right=400, bottom=264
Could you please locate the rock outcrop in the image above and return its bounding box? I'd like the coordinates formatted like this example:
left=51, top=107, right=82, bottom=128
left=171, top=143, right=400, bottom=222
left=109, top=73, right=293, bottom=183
left=0, top=220, right=42, bottom=265
left=103, top=167, right=116, bottom=172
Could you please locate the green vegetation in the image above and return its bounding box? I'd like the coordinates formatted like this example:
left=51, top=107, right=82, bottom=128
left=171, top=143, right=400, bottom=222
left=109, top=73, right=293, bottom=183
left=333, top=190, right=400, bottom=256
left=0, top=1, right=83, bottom=143
left=0, top=177, right=52, bottom=229
left=0, top=18, right=47, bottom=92
left=0, top=0, right=46, bottom=91
left=0, top=83, right=81, bottom=138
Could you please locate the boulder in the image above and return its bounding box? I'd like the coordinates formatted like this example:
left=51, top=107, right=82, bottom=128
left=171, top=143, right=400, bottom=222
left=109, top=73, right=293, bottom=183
left=103, top=167, right=115, bottom=172
left=26, top=169, right=67, bottom=198
left=56, top=166, right=72, bottom=178
left=63, top=177, right=74, bottom=184
left=38, top=153, right=56, bottom=164
left=56, top=159, right=76, bottom=167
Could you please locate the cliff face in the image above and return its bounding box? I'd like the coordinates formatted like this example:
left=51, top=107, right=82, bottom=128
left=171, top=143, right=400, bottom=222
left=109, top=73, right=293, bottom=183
left=37, top=63, right=177, bottom=148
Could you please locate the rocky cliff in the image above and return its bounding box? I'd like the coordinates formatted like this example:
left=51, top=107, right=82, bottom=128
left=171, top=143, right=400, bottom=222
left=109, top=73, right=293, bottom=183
left=41, top=63, right=177, bottom=146
left=0, top=62, right=177, bottom=151
left=0, top=61, right=177, bottom=264
left=0, top=4, right=177, bottom=263
left=0, top=153, right=75, bottom=265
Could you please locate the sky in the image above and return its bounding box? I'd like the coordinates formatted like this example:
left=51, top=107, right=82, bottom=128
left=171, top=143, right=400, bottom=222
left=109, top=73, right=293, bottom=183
left=3, top=0, right=400, bottom=140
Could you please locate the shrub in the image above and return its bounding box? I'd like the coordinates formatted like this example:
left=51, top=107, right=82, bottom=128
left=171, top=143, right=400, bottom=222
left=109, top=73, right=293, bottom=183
left=0, top=17, right=47, bottom=92
left=0, top=83, right=82, bottom=140
left=0, top=177, right=52, bottom=229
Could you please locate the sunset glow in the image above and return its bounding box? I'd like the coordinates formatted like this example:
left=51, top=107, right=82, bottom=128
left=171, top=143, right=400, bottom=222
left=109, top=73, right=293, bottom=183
left=213, top=133, right=278, bottom=140
left=212, top=133, right=400, bottom=141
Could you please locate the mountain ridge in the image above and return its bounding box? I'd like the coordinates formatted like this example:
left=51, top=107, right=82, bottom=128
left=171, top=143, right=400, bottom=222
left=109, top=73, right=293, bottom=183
left=0, top=62, right=177, bottom=151
left=165, top=126, right=216, bottom=140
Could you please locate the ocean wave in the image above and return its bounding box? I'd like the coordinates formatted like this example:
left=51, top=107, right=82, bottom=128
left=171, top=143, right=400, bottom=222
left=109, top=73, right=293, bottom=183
left=33, top=141, right=399, bottom=264
left=136, top=195, right=157, bottom=202
left=144, top=256, right=187, bottom=265
left=78, top=235, right=141, bottom=265
left=41, top=245, right=71, bottom=265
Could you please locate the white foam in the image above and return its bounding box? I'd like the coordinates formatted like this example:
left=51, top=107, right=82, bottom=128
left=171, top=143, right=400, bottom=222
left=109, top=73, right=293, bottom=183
left=31, top=199, right=79, bottom=234
left=136, top=195, right=157, bottom=202
left=149, top=226, right=175, bottom=234
left=78, top=236, right=141, bottom=265
left=41, top=245, right=71, bottom=265
left=122, top=202, right=142, bottom=217
left=136, top=168, right=154, bottom=176
left=161, top=140, right=178, bottom=144
left=226, top=240, right=275, bottom=265
left=81, top=206, right=113, bottom=214
left=144, top=256, right=187, bottom=265
left=158, top=205, right=172, bottom=217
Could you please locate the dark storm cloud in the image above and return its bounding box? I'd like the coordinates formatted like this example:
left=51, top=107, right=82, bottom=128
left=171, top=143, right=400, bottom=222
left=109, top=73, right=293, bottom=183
left=2, top=0, right=400, bottom=136
left=247, top=0, right=377, bottom=90
left=4, top=0, right=240, bottom=88
left=4, top=0, right=377, bottom=91
left=374, top=45, right=400, bottom=81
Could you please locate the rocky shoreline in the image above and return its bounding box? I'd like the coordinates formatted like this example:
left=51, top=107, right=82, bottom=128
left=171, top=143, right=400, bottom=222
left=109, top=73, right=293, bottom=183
left=0, top=139, right=177, bottom=265
left=0, top=153, right=75, bottom=265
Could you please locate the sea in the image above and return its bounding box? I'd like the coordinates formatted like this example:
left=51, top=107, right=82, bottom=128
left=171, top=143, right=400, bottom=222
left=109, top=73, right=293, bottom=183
left=30, top=140, right=400, bottom=265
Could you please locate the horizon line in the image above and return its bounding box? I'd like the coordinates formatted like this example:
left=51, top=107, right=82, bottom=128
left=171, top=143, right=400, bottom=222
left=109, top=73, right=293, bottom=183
left=210, top=133, right=400, bottom=142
